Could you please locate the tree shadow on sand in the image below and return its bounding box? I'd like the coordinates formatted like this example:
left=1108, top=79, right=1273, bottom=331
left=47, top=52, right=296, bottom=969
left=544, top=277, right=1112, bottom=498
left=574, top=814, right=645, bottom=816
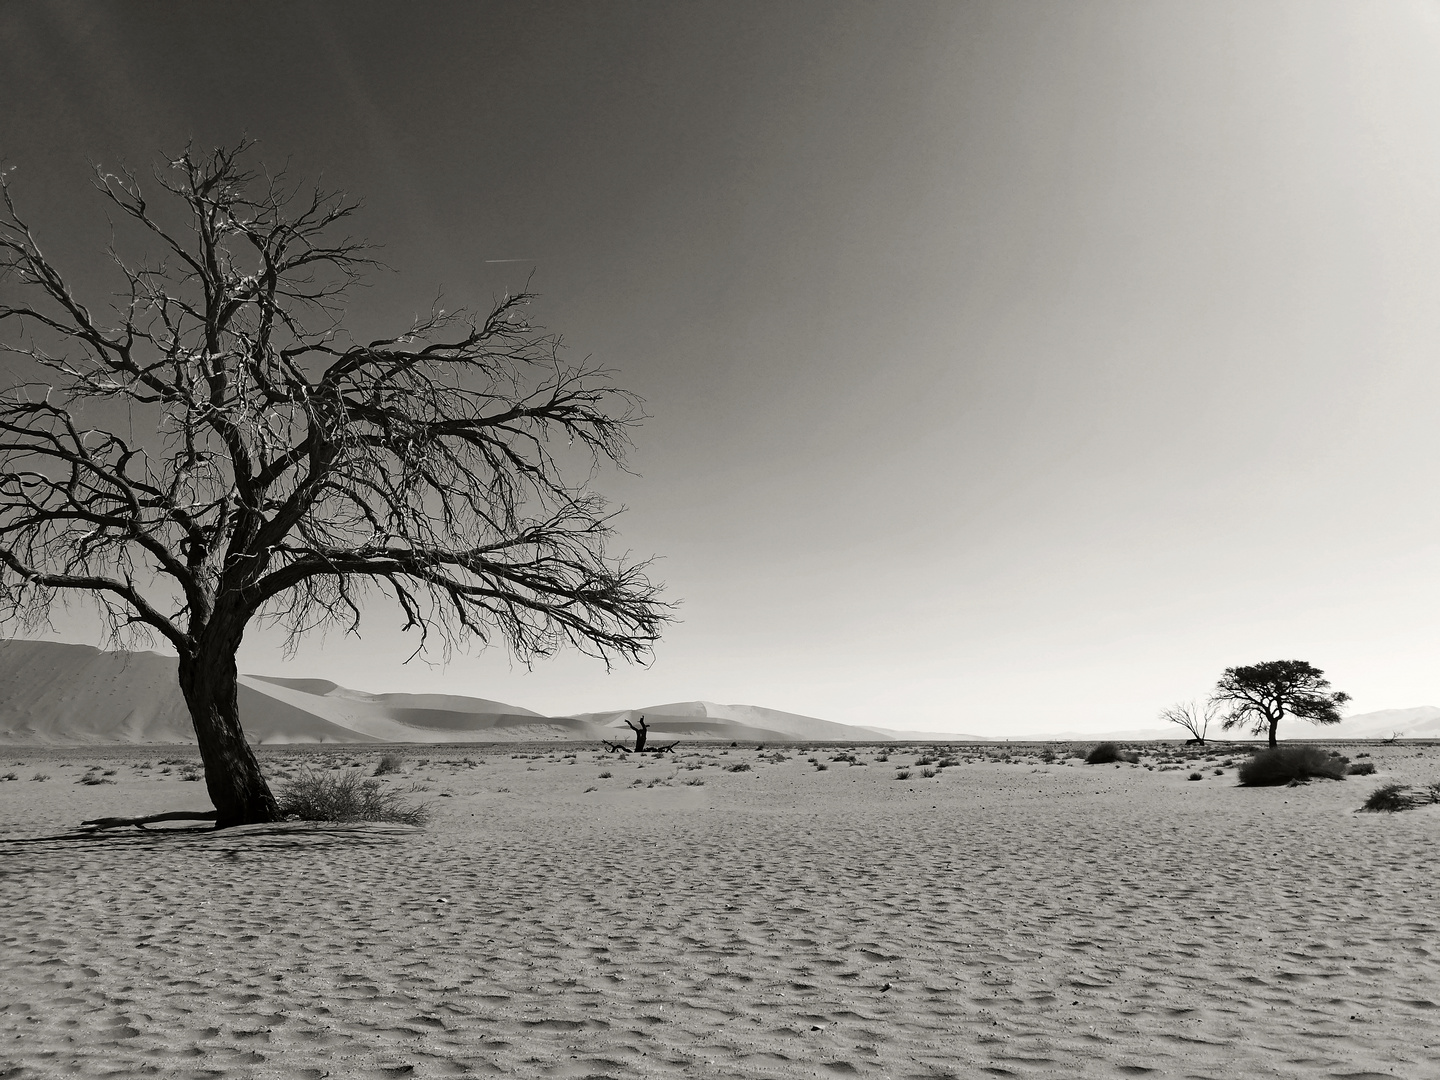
left=0, top=819, right=422, bottom=854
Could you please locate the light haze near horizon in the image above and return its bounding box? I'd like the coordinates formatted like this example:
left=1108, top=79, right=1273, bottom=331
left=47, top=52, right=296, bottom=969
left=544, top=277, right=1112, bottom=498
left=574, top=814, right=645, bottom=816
left=3, top=2, right=1439, bottom=737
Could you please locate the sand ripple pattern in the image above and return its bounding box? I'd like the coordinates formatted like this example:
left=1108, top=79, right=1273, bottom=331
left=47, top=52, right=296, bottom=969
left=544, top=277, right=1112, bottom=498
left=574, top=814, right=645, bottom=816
left=3, top=750, right=1439, bottom=1078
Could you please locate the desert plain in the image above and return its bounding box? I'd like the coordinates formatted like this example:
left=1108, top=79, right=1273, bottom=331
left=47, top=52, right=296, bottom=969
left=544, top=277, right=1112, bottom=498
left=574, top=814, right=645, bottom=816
left=2, top=741, right=1439, bottom=1080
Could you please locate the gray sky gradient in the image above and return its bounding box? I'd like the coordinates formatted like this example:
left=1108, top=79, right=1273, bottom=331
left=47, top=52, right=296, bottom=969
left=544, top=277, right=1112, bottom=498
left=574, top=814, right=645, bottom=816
left=4, top=1, right=1439, bottom=734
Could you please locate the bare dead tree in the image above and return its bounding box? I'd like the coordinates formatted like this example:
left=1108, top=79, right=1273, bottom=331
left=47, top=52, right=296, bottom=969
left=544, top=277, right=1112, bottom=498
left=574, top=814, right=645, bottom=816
left=0, top=142, right=671, bottom=826
left=1159, top=699, right=1217, bottom=744
left=624, top=714, right=648, bottom=752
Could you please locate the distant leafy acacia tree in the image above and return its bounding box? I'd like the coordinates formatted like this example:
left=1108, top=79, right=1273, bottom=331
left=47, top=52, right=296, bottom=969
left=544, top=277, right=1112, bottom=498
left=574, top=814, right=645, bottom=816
left=0, top=142, right=670, bottom=826
left=1209, top=660, right=1350, bottom=748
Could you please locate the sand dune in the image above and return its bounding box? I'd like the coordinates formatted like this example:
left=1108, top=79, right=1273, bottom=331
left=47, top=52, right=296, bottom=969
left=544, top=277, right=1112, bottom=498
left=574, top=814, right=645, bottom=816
left=3, top=740, right=1437, bottom=1078
left=238, top=674, right=597, bottom=744
left=0, top=641, right=568, bottom=746
left=0, top=640, right=196, bottom=745
left=582, top=699, right=905, bottom=742
left=0, top=641, right=898, bottom=746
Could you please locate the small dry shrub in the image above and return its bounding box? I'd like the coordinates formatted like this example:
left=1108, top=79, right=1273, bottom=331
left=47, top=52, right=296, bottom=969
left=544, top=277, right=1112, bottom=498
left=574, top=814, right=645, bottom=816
left=1359, top=783, right=1422, bottom=813
left=373, top=753, right=404, bottom=776
left=894, top=769, right=911, bottom=780
left=1187, top=772, right=1202, bottom=781
left=1347, top=761, right=1376, bottom=776
left=920, top=767, right=937, bottom=779
left=1085, top=742, right=1122, bottom=765
left=278, top=771, right=431, bottom=826
left=724, top=762, right=751, bottom=773
left=1237, top=746, right=1346, bottom=786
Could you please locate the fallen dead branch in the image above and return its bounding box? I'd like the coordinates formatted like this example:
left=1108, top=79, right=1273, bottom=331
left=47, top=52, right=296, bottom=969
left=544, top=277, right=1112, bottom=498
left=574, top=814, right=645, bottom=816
left=79, top=811, right=219, bottom=832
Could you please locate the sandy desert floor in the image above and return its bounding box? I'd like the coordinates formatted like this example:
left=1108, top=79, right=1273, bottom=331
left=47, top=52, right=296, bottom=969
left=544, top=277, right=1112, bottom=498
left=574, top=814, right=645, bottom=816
left=2, top=741, right=1439, bottom=1079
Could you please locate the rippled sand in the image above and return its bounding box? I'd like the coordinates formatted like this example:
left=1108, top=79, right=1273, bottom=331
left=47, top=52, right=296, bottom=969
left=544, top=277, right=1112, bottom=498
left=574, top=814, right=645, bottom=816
left=3, top=742, right=1439, bottom=1078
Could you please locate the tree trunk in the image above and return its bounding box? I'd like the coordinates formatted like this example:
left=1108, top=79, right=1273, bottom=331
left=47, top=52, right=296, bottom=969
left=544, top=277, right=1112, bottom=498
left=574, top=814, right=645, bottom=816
left=625, top=715, right=648, bottom=752
left=177, top=631, right=278, bottom=828
left=1267, top=716, right=1280, bottom=748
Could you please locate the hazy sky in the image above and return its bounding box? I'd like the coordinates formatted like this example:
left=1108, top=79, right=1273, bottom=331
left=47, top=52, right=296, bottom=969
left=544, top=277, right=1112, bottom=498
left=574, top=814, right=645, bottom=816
left=4, top=1, right=1440, bottom=735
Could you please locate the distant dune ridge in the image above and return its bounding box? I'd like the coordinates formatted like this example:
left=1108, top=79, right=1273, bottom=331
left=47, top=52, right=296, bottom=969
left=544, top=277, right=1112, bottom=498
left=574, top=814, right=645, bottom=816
left=0, top=639, right=1432, bottom=745
left=0, top=640, right=901, bottom=745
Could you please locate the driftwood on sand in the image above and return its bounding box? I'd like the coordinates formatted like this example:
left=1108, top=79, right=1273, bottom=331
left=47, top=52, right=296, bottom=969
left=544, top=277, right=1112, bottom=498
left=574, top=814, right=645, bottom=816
left=601, top=740, right=678, bottom=754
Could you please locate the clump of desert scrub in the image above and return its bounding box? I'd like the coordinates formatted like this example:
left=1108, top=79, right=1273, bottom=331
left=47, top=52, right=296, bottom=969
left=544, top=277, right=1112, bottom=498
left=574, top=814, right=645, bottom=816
left=373, top=753, right=405, bottom=776
left=278, top=771, right=432, bottom=826
left=1347, top=761, right=1376, bottom=776
left=1237, top=746, right=1347, bottom=787
left=1085, top=742, right=1123, bottom=765
left=1359, top=783, right=1422, bottom=813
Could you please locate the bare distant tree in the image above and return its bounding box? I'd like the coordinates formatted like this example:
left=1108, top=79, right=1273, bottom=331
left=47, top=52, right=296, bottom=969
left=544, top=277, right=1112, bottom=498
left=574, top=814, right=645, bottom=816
left=0, top=141, right=670, bottom=826
left=1159, top=699, right=1216, bottom=744
left=624, top=714, right=648, bottom=751
left=1209, top=660, right=1350, bottom=748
